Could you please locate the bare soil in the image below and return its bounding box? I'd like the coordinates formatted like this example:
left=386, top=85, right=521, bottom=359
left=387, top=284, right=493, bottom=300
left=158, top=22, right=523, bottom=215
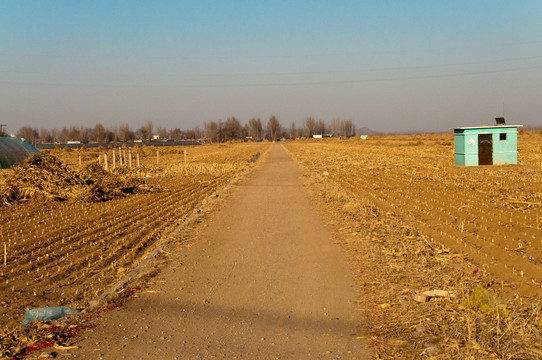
left=0, top=142, right=269, bottom=358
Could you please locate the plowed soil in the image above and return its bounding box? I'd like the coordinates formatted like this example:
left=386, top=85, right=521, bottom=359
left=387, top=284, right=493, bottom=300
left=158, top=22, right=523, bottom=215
left=0, top=142, right=270, bottom=358
left=283, top=132, right=542, bottom=297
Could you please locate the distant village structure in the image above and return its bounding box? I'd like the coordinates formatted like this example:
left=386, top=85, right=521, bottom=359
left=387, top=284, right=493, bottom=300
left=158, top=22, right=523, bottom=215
left=452, top=118, right=522, bottom=166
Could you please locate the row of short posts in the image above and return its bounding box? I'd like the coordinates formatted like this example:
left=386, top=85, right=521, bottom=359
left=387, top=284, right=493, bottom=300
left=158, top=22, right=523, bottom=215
left=103, top=148, right=187, bottom=171
left=103, top=148, right=141, bottom=170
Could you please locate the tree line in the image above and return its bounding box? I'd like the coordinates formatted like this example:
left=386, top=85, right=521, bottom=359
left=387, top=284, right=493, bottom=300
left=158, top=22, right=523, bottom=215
left=13, top=116, right=356, bottom=144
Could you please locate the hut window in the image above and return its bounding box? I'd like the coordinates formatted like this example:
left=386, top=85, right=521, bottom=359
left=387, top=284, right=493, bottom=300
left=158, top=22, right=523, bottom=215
left=500, top=133, right=507, bottom=141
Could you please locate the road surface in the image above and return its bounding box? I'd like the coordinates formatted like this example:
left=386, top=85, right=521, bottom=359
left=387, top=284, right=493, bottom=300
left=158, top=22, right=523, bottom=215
left=68, top=144, right=367, bottom=359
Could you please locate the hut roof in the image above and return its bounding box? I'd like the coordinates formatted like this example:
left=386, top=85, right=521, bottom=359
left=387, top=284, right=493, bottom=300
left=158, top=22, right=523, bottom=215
left=0, top=137, right=41, bottom=169
left=451, top=125, right=523, bottom=130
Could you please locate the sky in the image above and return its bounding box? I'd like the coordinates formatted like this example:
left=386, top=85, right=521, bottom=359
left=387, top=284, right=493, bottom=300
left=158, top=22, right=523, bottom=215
left=1, top=0, right=542, bottom=134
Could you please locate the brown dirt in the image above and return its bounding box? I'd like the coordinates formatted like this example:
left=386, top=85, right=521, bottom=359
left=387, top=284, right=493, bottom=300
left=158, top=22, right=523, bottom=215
left=0, top=142, right=270, bottom=358
left=60, top=144, right=368, bottom=359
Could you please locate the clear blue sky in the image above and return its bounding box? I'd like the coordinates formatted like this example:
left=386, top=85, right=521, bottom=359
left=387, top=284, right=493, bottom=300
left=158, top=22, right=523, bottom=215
left=1, top=0, right=541, bottom=133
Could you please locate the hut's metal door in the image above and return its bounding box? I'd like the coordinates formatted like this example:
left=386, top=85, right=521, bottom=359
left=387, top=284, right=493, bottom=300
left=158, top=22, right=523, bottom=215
left=478, top=134, right=493, bottom=165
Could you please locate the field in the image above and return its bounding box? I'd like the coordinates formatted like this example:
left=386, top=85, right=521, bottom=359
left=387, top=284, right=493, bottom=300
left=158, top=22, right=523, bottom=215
left=283, top=130, right=542, bottom=358
left=1, top=132, right=542, bottom=359
left=0, top=142, right=270, bottom=339
left=285, top=131, right=542, bottom=296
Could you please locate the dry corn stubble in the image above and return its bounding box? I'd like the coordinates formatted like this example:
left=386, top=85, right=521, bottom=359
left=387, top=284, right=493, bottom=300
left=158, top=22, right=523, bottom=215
left=0, top=142, right=271, bottom=359
left=283, top=131, right=542, bottom=359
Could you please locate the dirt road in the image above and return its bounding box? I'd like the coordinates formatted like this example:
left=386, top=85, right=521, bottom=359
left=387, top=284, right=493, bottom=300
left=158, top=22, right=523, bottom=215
left=68, top=144, right=367, bottom=359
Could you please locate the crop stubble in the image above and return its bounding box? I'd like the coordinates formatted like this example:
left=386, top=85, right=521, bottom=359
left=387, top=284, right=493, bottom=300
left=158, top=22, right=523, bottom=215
left=0, top=142, right=270, bottom=337
left=283, top=131, right=542, bottom=359
left=284, top=132, right=542, bottom=296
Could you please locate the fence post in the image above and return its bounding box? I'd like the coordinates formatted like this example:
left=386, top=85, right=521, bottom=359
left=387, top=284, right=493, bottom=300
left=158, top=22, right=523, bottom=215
left=156, top=150, right=160, bottom=165
left=129, top=149, right=133, bottom=168
left=112, top=149, right=116, bottom=169
left=184, top=149, right=187, bottom=164
left=104, top=153, right=109, bottom=170
left=137, top=153, right=140, bottom=167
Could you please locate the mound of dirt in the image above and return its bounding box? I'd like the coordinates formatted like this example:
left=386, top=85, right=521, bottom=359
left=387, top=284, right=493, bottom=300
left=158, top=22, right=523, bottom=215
left=0, top=154, right=154, bottom=206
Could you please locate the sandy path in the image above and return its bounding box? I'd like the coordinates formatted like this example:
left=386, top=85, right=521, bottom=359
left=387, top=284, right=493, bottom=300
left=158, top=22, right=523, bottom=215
left=68, top=144, right=367, bottom=359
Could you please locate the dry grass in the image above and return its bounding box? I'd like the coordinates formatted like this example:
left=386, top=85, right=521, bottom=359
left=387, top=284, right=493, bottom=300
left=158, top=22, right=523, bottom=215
left=283, top=131, right=542, bottom=359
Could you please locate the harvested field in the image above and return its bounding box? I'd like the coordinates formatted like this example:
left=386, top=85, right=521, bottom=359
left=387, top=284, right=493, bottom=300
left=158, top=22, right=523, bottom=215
left=0, top=142, right=270, bottom=357
left=283, top=130, right=542, bottom=359
left=2, top=133, right=542, bottom=359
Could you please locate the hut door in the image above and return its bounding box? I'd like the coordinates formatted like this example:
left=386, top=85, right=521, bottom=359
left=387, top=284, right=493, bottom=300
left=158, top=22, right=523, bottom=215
left=478, top=134, right=493, bottom=165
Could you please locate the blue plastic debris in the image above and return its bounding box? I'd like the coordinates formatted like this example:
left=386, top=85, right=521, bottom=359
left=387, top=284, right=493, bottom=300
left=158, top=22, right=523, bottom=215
left=22, top=306, right=80, bottom=327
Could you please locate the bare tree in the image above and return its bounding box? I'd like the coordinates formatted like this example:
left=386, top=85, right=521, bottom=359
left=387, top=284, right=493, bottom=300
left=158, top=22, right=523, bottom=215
left=304, top=117, right=316, bottom=138
left=328, top=119, right=356, bottom=137
left=216, top=119, right=224, bottom=142
left=193, top=125, right=201, bottom=139
left=40, top=128, right=52, bottom=143
left=156, top=125, right=167, bottom=140
left=137, top=122, right=152, bottom=141
left=247, top=117, right=263, bottom=139
left=340, top=119, right=355, bottom=137
left=316, top=119, right=326, bottom=136
left=329, top=119, right=339, bottom=137
left=68, top=126, right=81, bottom=141
left=59, top=127, right=70, bottom=143
left=266, top=115, right=281, bottom=141
left=204, top=121, right=218, bottom=142
left=223, top=117, right=242, bottom=140
left=79, top=126, right=90, bottom=143
left=184, top=128, right=195, bottom=139
left=17, top=126, right=35, bottom=142
left=94, top=123, right=106, bottom=142
left=169, top=128, right=182, bottom=140
left=136, top=121, right=154, bottom=140
left=289, top=121, right=297, bottom=139
left=50, top=128, right=60, bottom=143
left=104, top=128, right=115, bottom=142
left=119, top=123, right=134, bottom=142
left=146, top=121, right=154, bottom=139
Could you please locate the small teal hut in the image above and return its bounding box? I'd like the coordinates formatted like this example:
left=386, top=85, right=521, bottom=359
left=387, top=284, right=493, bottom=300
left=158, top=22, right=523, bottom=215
left=452, top=119, right=522, bottom=166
